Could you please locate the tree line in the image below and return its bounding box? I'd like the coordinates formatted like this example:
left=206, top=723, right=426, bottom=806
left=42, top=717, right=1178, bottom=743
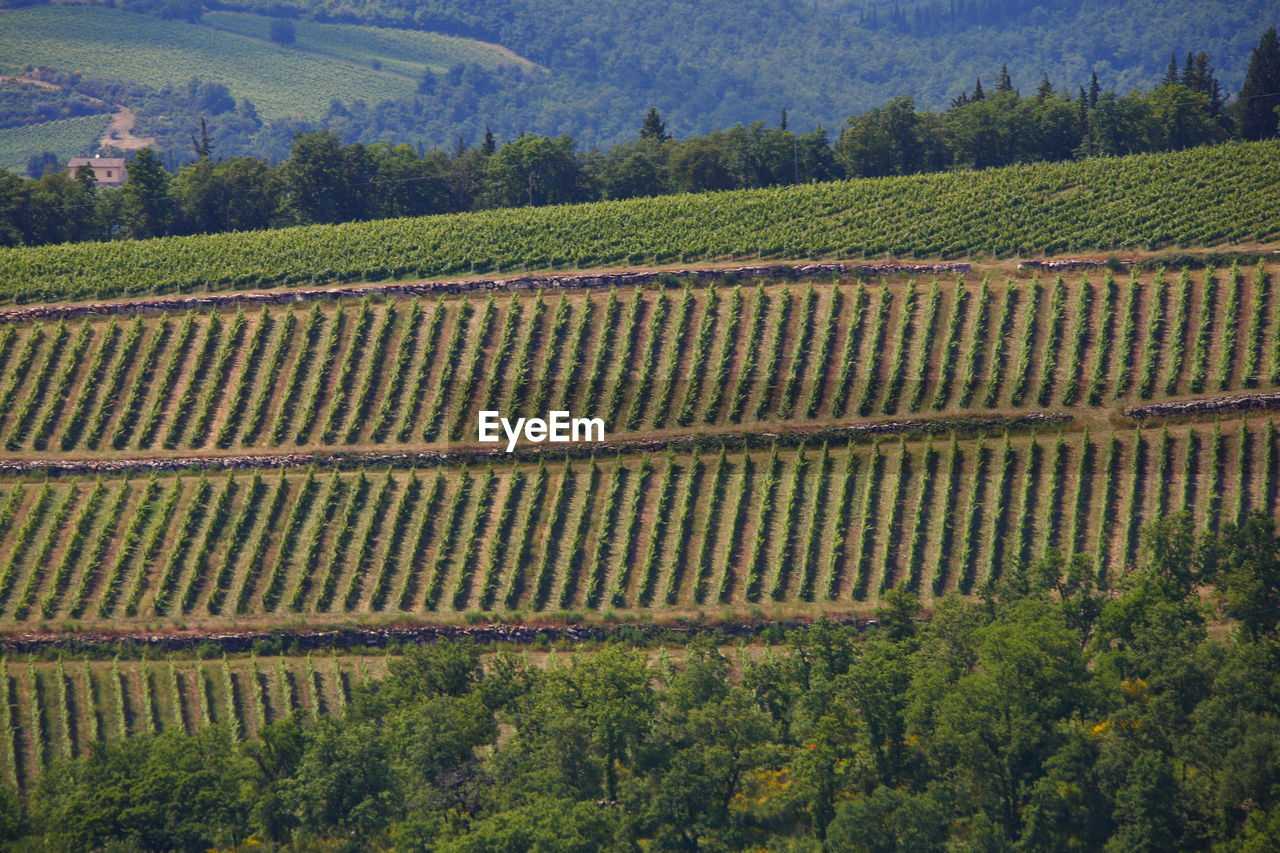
left=0, top=508, right=1278, bottom=849
left=2, top=28, right=1278, bottom=248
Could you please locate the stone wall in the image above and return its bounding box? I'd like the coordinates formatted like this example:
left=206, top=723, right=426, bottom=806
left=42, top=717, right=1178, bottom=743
left=0, top=261, right=971, bottom=324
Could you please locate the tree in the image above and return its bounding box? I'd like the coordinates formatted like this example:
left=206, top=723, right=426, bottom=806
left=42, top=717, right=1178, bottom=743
left=1036, top=73, right=1054, bottom=101
left=287, top=718, right=399, bottom=839
left=995, top=64, right=1014, bottom=93
left=25, top=151, right=59, bottom=179
left=595, top=144, right=666, bottom=199
left=366, top=143, right=450, bottom=220
left=120, top=148, right=174, bottom=239
left=667, top=136, right=734, bottom=192
left=480, top=134, right=591, bottom=208
left=34, top=727, right=249, bottom=850
left=837, top=96, right=930, bottom=177
left=279, top=131, right=373, bottom=224
left=1143, top=84, right=1225, bottom=150
left=1213, top=511, right=1280, bottom=639
left=913, top=598, right=1088, bottom=840
left=190, top=117, right=213, bottom=161
left=1237, top=27, right=1280, bottom=140
left=1107, top=751, right=1179, bottom=852
left=640, top=106, right=670, bottom=142
left=826, top=787, right=948, bottom=852
left=269, top=18, right=296, bottom=46
left=1180, top=51, right=1225, bottom=117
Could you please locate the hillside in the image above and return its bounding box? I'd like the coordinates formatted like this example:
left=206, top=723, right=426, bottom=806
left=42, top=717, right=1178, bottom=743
left=0, top=5, right=524, bottom=119
left=0, top=0, right=1272, bottom=162
left=208, top=0, right=1275, bottom=144
left=0, top=242, right=1267, bottom=630
left=0, top=113, right=109, bottom=172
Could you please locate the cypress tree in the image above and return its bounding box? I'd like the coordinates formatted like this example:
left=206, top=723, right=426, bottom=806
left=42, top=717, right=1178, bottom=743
left=1238, top=27, right=1280, bottom=140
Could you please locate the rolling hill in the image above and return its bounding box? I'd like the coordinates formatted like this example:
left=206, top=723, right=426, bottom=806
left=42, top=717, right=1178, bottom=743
left=0, top=5, right=525, bottom=119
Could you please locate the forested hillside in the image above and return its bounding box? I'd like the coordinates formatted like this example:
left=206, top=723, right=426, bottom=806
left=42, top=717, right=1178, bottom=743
left=0, top=0, right=1274, bottom=161
left=201, top=0, right=1272, bottom=143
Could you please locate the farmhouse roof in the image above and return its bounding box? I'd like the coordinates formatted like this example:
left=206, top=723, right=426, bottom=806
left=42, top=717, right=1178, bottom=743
left=68, top=157, right=126, bottom=168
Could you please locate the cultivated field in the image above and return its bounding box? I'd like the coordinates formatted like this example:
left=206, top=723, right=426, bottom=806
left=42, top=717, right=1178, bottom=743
left=0, top=6, right=418, bottom=118
left=0, top=264, right=1271, bottom=457
left=0, top=418, right=1264, bottom=628
left=0, top=114, right=112, bottom=174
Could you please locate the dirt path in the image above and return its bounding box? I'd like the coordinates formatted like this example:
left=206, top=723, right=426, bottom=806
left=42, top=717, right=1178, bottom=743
left=98, top=107, right=155, bottom=151
left=0, top=75, right=59, bottom=90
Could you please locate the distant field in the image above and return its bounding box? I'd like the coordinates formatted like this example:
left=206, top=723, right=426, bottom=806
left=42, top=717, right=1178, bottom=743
left=204, top=11, right=533, bottom=78
left=0, top=114, right=109, bottom=173
left=0, top=140, right=1276, bottom=303
left=0, top=5, right=414, bottom=117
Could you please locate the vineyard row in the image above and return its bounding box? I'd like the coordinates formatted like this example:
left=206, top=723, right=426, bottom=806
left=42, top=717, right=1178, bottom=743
left=0, top=266, right=1272, bottom=455
left=0, top=419, right=1266, bottom=624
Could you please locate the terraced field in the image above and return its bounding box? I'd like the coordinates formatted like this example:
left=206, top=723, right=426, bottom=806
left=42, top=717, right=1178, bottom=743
left=0, top=655, right=387, bottom=790
left=0, top=256, right=1268, bottom=629
left=0, top=264, right=1272, bottom=458
left=0, top=416, right=1265, bottom=625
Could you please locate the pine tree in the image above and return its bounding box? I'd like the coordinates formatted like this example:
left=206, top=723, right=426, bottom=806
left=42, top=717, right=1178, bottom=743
left=971, top=78, right=985, bottom=101
left=1181, top=52, right=1224, bottom=116
left=1088, top=71, right=1100, bottom=107
left=640, top=107, right=670, bottom=142
left=1036, top=73, right=1054, bottom=101
left=995, top=64, right=1014, bottom=93
left=481, top=127, right=496, bottom=156
left=1238, top=27, right=1280, bottom=140
left=1162, top=53, right=1180, bottom=86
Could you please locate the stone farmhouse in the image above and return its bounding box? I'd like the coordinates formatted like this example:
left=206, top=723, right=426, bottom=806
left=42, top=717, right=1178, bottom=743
left=66, top=156, right=128, bottom=186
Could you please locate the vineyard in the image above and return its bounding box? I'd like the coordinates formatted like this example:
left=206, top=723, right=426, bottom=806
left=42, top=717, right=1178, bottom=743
left=0, top=418, right=1262, bottom=627
left=0, top=264, right=1274, bottom=456
left=0, top=140, right=1277, bottom=303
left=0, top=654, right=388, bottom=790
left=0, top=114, right=112, bottom=174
